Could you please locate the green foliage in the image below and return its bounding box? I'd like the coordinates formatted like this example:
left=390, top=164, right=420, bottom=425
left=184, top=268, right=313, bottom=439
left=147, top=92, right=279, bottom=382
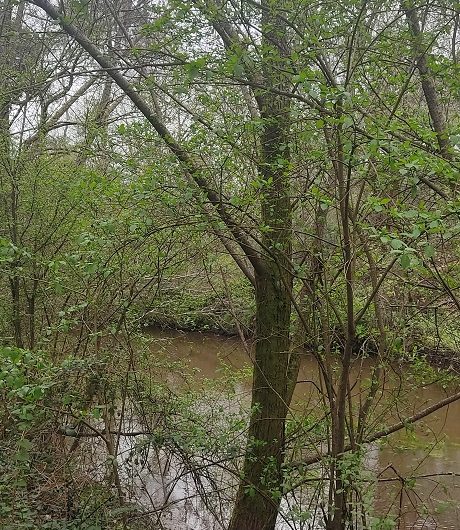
left=0, top=346, right=115, bottom=529
left=4, top=0, right=460, bottom=527
left=369, top=516, right=396, bottom=530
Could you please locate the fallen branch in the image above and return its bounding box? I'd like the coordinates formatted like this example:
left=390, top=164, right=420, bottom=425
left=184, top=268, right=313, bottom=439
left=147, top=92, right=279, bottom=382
left=291, top=388, right=460, bottom=469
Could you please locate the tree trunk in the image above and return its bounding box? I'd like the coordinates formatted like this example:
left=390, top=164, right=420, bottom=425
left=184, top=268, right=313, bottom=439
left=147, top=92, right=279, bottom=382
left=1, top=1, right=23, bottom=348
left=10, top=275, right=24, bottom=348
left=228, top=2, right=293, bottom=529
left=228, top=270, right=291, bottom=530
left=402, top=1, right=451, bottom=159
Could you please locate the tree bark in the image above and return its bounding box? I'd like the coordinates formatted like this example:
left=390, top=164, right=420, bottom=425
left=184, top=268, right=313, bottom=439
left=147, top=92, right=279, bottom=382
left=402, top=1, right=451, bottom=159
left=228, top=271, right=291, bottom=530
left=1, top=1, right=24, bottom=348
left=228, top=2, right=293, bottom=528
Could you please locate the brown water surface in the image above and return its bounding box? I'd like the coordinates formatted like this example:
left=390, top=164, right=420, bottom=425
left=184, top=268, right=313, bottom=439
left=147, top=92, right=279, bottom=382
left=144, top=329, right=460, bottom=529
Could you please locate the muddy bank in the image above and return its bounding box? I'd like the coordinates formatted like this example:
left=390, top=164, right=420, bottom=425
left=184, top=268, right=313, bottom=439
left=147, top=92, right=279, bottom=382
left=144, top=316, right=460, bottom=378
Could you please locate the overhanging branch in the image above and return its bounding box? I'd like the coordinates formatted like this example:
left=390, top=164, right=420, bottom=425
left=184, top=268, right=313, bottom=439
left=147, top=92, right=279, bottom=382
left=29, top=0, right=265, bottom=278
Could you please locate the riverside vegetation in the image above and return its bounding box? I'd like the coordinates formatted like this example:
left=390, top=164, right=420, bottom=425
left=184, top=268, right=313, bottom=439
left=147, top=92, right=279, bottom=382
left=2, top=1, right=460, bottom=529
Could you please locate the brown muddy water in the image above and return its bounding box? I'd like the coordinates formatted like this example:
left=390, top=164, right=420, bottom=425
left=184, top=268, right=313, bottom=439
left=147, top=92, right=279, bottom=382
left=112, top=330, right=460, bottom=529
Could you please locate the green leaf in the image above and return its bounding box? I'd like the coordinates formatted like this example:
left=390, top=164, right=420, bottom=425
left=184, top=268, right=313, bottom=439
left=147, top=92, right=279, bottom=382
left=185, top=57, right=207, bottom=81
left=18, top=438, right=33, bottom=451
left=343, top=116, right=353, bottom=128
left=174, top=85, right=188, bottom=94
left=390, top=239, right=403, bottom=250
left=400, top=253, right=411, bottom=270
left=233, top=61, right=244, bottom=77
left=424, top=244, right=435, bottom=258
left=369, top=138, right=379, bottom=154
left=405, top=209, right=419, bottom=219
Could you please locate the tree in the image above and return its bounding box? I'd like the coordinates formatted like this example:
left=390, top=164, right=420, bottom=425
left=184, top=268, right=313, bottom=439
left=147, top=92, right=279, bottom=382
left=27, top=1, right=297, bottom=526
left=8, top=0, right=460, bottom=528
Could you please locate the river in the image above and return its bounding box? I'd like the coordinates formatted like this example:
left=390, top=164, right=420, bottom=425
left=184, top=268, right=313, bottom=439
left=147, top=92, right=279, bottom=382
left=108, top=329, right=460, bottom=529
